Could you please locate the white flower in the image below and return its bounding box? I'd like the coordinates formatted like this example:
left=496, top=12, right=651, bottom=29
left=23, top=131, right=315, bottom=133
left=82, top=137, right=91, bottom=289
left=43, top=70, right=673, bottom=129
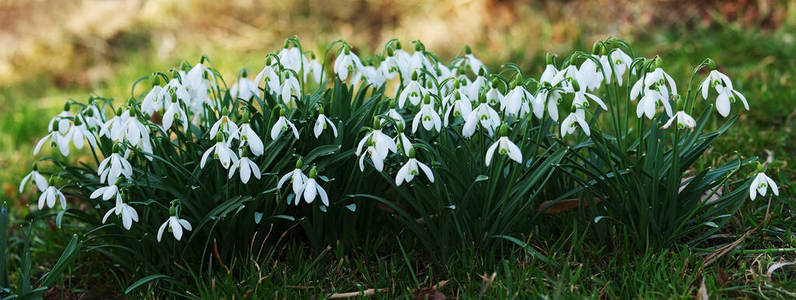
left=412, top=100, right=441, bottom=133
left=210, top=116, right=239, bottom=140
left=200, top=141, right=238, bottom=169
left=90, top=184, right=121, bottom=202
left=167, top=78, right=191, bottom=104
left=534, top=89, right=562, bottom=121
left=561, top=109, right=590, bottom=137
left=462, top=102, right=500, bottom=138
left=230, top=76, right=259, bottom=101
left=280, top=74, right=301, bottom=108
left=313, top=113, right=338, bottom=138
left=379, top=54, right=401, bottom=80
left=386, top=108, right=405, bottom=129
left=352, top=65, right=386, bottom=87
left=714, top=84, right=749, bottom=118
left=334, top=48, right=362, bottom=81
left=485, top=87, right=503, bottom=107
left=398, top=80, right=425, bottom=108
left=102, top=199, right=139, bottom=230
left=700, top=70, right=733, bottom=100
left=661, top=111, right=696, bottom=129
left=396, top=132, right=413, bottom=156
left=749, top=171, right=779, bottom=200
left=183, top=63, right=214, bottom=105
left=20, top=170, right=48, bottom=193
left=396, top=158, right=434, bottom=186
left=464, top=76, right=487, bottom=103
left=540, top=64, right=558, bottom=86
left=502, top=85, right=532, bottom=117
left=162, top=100, right=188, bottom=131
left=356, top=129, right=397, bottom=160
left=33, top=131, right=68, bottom=157
left=98, top=153, right=133, bottom=185
left=278, top=168, right=308, bottom=198
left=63, top=119, right=98, bottom=151
left=230, top=123, right=264, bottom=156
left=454, top=52, right=486, bottom=75
left=229, top=156, right=261, bottom=184
left=38, top=186, right=66, bottom=210
left=157, top=215, right=192, bottom=242
left=306, top=57, right=324, bottom=84
left=298, top=168, right=329, bottom=206
left=255, top=63, right=281, bottom=95
left=270, top=116, right=300, bottom=140
left=635, top=89, right=673, bottom=119
left=359, top=145, right=387, bottom=171
left=278, top=46, right=307, bottom=74
left=631, top=67, right=677, bottom=104
left=141, top=85, right=166, bottom=116
left=48, top=110, right=73, bottom=136
left=607, top=49, right=632, bottom=86
left=578, top=58, right=604, bottom=91
left=443, top=92, right=472, bottom=126
left=485, top=136, right=522, bottom=167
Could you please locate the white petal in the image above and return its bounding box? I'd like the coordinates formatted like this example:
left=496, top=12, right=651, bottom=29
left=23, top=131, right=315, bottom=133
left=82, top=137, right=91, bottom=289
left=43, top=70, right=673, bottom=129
left=485, top=140, right=499, bottom=166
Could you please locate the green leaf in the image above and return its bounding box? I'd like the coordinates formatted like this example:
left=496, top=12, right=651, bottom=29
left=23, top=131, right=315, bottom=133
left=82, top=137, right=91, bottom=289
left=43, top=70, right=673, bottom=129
left=125, top=274, right=172, bottom=294
left=37, top=234, right=81, bottom=288
left=493, top=235, right=556, bottom=266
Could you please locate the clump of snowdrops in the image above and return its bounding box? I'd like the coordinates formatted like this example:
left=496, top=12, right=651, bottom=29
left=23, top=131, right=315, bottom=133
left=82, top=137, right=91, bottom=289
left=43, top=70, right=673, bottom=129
left=22, top=37, right=780, bottom=273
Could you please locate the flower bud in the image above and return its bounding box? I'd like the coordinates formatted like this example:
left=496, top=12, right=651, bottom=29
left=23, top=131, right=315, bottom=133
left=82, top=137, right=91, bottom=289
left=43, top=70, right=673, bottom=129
left=240, top=108, right=250, bottom=123
left=63, top=103, right=70, bottom=112
left=478, top=67, right=486, bottom=77
left=169, top=205, right=177, bottom=216
left=388, top=98, right=396, bottom=109
left=423, top=94, right=431, bottom=105
left=499, top=122, right=509, bottom=137
left=373, top=117, right=381, bottom=129
left=704, top=58, right=717, bottom=70
left=464, top=45, right=472, bottom=55
left=308, top=166, right=318, bottom=179
left=152, top=74, right=161, bottom=86
left=545, top=53, right=556, bottom=65
left=240, top=68, right=248, bottom=78
left=296, top=157, right=303, bottom=169
left=591, top=41, right=604, bottom=55
left=414, top=41, right=424, bottom=52
left=408, top=146, right=416, bottom=158
left=386, top=47, right=394, bottom=57
left=411, top=70, right=418, bottom=81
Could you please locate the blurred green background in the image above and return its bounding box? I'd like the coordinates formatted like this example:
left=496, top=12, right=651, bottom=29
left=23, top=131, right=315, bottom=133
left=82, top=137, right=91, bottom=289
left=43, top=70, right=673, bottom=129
left=1, top=0, right=794, bottom=205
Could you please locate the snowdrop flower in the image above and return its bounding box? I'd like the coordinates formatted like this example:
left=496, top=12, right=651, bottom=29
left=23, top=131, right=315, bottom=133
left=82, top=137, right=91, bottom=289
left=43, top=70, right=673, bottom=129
left=141, top=85, right=166, bottom=116
left=280, top=73, right=301, bottom=108
left=277, top=46, right=307, bottom=74
left=714, top=84, right=749, bottom=118
left=63, top=117, right=98, bottom=152
left=551, top=65, right=581, bottom=91
left=90, top=183, right=121, bottom=202
left=464, top=75, right=487, bottom=103
left=209, top=115, right=239, bottom=141
left=631, top=67, right=677, bottom=105
left=352, top=65, right=386, bottom=87
left=607, top=49, right=632, bottom=85
left=38, top=186, right=66, bottom=210
left=183, top=63, right=214, bottom=105
left=228, top=154, right=261, bottom=184
left=230, top=73, right=259, bottom=101
left=661, top=111, right=696, bottom=129
left=412, top=96, right=441, bottom=133
left=230, top=122, right=264, bottom=157
left=572, top=89, right=609, bottom=112
left=398, top=77, right=425, bottom=108
left=255, top=60, right=282, bottom=95
left=635, top=89, right=673, bottom=119
left=166, top=78, right=191, bottom=104
left=298, top=166, right=329, bottom=206
left=502, top=84, right=533, bottom=118
left=749, top=171, right=778, bottom=200
left=102, top=198, right=139, bottom=230
left=463, top=96, right=501, bottom=138
left=105, top=111, right=152, bottom=155
left=579, top=58, right=604, bottom=91
left=270, top=112, right=300, bottom=140
left=33, top=130, right=69, bottom=156
left=313, top=111, right=338, bottom=138
left=48, top=110, right=73, bottom=136
left=98, top=152, right=133, bottom=185
left=200, top=139, right=238, bottom=169
left=540, top=64, right=558, bottom=86
left=454, top=46, right=486, bottom=75
left=485, top=86, right=503, bottom=107
left=561, top=109, right=590, bottom=137
left=334, top=47, right=362, bottom=82
left=534, top=89, right=562, bottom=121
left=306, top=53, right=324, bottom=84
left=396, top=148, right=434, bottom=185
left=162, top=99, right=188, bottom=131
left=485, top=124, right=522, bottom=167
left=443, top=92, right=472, bottom=126
left=700, top=70, right=733, bottom=100
left=386, top=105, right=405, bottom=129
left=157, top=209, right=192, bottom=242
left=356, top=124, right=397, bottom=171
left=379, top=52, right=402, bottom=80
left=20, top=169, right=48, bottom=193
left=277, top=159, right=308, bottom=198
left=395, top=130, right=413, bottom=156
left=80, top=104, right=105, bottom=131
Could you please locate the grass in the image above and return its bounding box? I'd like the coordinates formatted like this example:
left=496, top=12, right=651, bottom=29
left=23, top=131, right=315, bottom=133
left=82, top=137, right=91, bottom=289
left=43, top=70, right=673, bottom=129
left=1, top=22, right=794, bottom=298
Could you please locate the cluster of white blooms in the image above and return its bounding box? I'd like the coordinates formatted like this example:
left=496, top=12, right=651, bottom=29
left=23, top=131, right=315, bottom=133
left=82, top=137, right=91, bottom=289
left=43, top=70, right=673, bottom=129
left=24, top=38, right=777, bottom=243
